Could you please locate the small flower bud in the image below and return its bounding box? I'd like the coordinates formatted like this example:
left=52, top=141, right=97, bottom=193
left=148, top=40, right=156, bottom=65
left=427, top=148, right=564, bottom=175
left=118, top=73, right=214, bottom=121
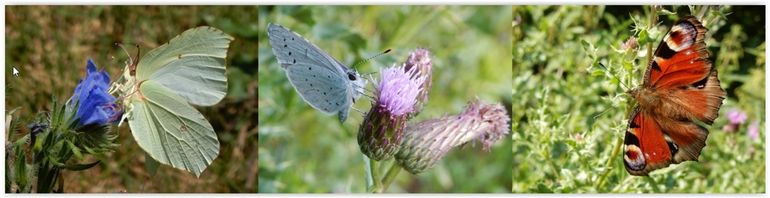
left=403, top=48, right=432, bottom=118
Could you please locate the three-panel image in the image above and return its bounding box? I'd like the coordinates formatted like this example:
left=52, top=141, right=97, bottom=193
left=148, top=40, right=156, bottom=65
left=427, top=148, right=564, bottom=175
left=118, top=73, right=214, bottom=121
left=4, top=5, right=765, bottom=194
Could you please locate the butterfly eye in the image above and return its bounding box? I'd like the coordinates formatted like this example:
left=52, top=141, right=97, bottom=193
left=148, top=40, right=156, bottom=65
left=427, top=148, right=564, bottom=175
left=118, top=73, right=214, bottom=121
left=348, top=73, right=357, bottom=81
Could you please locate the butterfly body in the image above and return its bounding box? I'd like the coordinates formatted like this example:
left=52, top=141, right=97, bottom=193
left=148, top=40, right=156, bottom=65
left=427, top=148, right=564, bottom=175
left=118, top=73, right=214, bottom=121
left=624, top=16, right=725, bottom=176
left=267, top=23, right=366, bottom=122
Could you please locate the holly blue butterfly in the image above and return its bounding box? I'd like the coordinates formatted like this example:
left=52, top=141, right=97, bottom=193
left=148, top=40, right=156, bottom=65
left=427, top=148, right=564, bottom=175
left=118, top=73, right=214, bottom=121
left=267, top=23, right=366, bottom=122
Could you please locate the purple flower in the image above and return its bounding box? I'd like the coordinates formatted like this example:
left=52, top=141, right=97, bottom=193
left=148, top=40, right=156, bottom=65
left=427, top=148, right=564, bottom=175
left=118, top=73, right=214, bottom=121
left=748, top=120, right=760, bottom=140
left=395, top=99, right=510, bottom=174
left=358, top=60, right=426, bottom=161
left=726, top=108, right=748, bottom=125
left=375, top=65, right=424, bottom=116
left=69, top=59, right=121, bottom=127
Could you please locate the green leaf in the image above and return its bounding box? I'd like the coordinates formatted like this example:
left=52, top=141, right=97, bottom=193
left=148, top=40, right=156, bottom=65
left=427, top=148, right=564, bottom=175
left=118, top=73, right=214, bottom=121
left=65, top=140, right=82, bottom=159
left=144, top=152, right=160, bottom=177
left=61, top=160, right=100, bottom=171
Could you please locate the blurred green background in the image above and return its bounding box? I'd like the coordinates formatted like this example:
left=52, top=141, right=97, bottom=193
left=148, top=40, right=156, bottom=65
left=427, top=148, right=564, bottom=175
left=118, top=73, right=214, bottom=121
left=511, top=5, right=765, bottom=193
left=5, top=6, right=258, bottom=192
left=258, top=6, right=512, bottom=193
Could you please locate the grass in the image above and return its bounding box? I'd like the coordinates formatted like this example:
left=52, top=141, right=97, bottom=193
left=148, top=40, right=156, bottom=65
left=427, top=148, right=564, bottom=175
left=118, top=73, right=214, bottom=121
left=5, top=6, right=259, bottom=192
left=257, top=6, right=512, bottom=193
left=511, top=5, right=765, bottom=193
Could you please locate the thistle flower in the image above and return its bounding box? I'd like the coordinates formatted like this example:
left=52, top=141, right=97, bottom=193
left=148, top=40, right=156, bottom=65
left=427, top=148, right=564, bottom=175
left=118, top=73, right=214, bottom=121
left=358, top=62, right=425, bottom=161
left=403, top=48, right=432, bottom=118
left=620, top=36, right=638, bottom=51
left=723, top=108, right=748, bottom=132
left=395, top=99, right=510, bottom=174
left=68, top=59, right=122, bottom=128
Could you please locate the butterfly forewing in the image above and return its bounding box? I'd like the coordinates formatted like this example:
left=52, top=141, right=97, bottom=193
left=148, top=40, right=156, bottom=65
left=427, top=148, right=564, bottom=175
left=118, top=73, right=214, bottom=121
left=267, top=23, right=343, bottom=74
left=136, top=26, right=232, bottom=106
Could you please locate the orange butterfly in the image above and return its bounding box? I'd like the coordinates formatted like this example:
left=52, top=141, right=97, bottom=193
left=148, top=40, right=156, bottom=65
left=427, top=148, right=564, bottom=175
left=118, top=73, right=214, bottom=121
left=624, top=16, right=726, bottom=176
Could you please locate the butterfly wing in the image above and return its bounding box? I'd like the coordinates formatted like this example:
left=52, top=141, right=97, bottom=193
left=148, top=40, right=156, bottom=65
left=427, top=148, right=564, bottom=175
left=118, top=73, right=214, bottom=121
left=129, top=80, right=219, bottom=177
left=136, top=26, right=233, bottom=106
left=625, top=17, right=725, bottom=175
left=267, top=23, right=356, bottom=122
left=644, top=16, right=725, bottom=123
left=126, top=26, right=232, bottom=177
left=624, top=109, right=709, bottom=176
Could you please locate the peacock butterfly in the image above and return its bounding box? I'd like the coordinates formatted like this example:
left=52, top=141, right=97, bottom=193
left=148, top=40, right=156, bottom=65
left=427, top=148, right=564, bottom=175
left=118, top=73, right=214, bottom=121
left=624, top=16, right=726, bottom=176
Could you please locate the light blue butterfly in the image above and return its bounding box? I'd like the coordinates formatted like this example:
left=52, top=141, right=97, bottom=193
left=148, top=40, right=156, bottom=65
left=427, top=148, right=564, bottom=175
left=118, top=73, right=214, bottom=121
left=267, top=23, right=366, bottom=122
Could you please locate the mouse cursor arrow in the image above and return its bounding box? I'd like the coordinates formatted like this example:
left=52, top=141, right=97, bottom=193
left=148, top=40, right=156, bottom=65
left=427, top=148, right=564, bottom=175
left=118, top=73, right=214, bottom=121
left=12, top=67, right=19, bottom=77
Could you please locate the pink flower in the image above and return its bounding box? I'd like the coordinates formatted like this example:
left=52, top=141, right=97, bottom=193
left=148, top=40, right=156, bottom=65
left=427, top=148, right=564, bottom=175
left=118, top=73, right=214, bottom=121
left=726, top=108, right=748, bottom=125
left=748, top=120, right=760, bottom=140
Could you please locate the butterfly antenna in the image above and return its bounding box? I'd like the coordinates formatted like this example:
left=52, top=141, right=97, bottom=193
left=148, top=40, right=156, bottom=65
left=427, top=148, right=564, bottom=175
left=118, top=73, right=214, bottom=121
left=592, top=107, right=611, bottom=121
left=351, top=49, right=391, bottom=69
left=133, top=44, right=141, bottom=66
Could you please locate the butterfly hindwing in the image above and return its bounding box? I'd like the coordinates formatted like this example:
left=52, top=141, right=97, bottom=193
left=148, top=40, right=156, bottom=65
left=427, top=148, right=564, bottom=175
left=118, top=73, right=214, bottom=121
left=285, top=62, right=351, bottom=114
left=129, top=80, right=220, bottom=177
left=624, top=109, right=710, bottom=176
left=624, top=109, right=673, bottom=176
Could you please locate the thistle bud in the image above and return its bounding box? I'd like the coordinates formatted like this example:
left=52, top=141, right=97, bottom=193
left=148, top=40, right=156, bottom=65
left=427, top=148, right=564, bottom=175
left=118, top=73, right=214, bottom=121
left=395, top=99, right=510, bottom=174
left=403, top=48, right=433, bottom=118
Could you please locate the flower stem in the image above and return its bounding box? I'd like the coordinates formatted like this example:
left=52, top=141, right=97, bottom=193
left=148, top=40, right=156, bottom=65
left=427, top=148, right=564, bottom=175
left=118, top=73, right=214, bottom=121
left=369, top=158, right=382, bottom=192
left=596, top=136, right=623, bottom=189
left=646, top=5, right=658, bottom=65
left=376, top=162, right=402, bottom=193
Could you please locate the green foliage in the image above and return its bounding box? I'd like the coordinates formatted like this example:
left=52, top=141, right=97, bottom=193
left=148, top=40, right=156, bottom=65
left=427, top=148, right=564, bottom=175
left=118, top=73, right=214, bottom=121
left=5, top=6, right=258, bottom=192
left=258, top=6, right=512, bottom=193
left=512, top=5, right=765, bottom=193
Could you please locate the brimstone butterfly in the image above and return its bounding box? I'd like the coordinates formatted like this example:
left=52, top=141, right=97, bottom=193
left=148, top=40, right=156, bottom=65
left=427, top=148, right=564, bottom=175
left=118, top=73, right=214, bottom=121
left=115, top=26, right=233, bottom=177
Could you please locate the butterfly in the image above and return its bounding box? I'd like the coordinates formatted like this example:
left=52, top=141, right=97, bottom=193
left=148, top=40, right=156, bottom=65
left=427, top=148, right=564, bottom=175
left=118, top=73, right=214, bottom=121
left=116, top=26, right=233, bottom=177
left=624, top=16, right=726, bottom=176
left=266, top=23, right=366, bottom=123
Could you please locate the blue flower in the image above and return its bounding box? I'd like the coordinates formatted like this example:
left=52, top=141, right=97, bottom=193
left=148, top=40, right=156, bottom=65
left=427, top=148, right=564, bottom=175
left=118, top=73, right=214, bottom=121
left=69, top=59, right=121, bottom=127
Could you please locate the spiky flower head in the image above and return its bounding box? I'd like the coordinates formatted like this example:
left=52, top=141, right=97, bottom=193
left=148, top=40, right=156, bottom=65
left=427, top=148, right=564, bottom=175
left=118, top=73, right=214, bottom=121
left=395, top=99, right=510, bottom=174
left=358, top=61, right=426, bottom=161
